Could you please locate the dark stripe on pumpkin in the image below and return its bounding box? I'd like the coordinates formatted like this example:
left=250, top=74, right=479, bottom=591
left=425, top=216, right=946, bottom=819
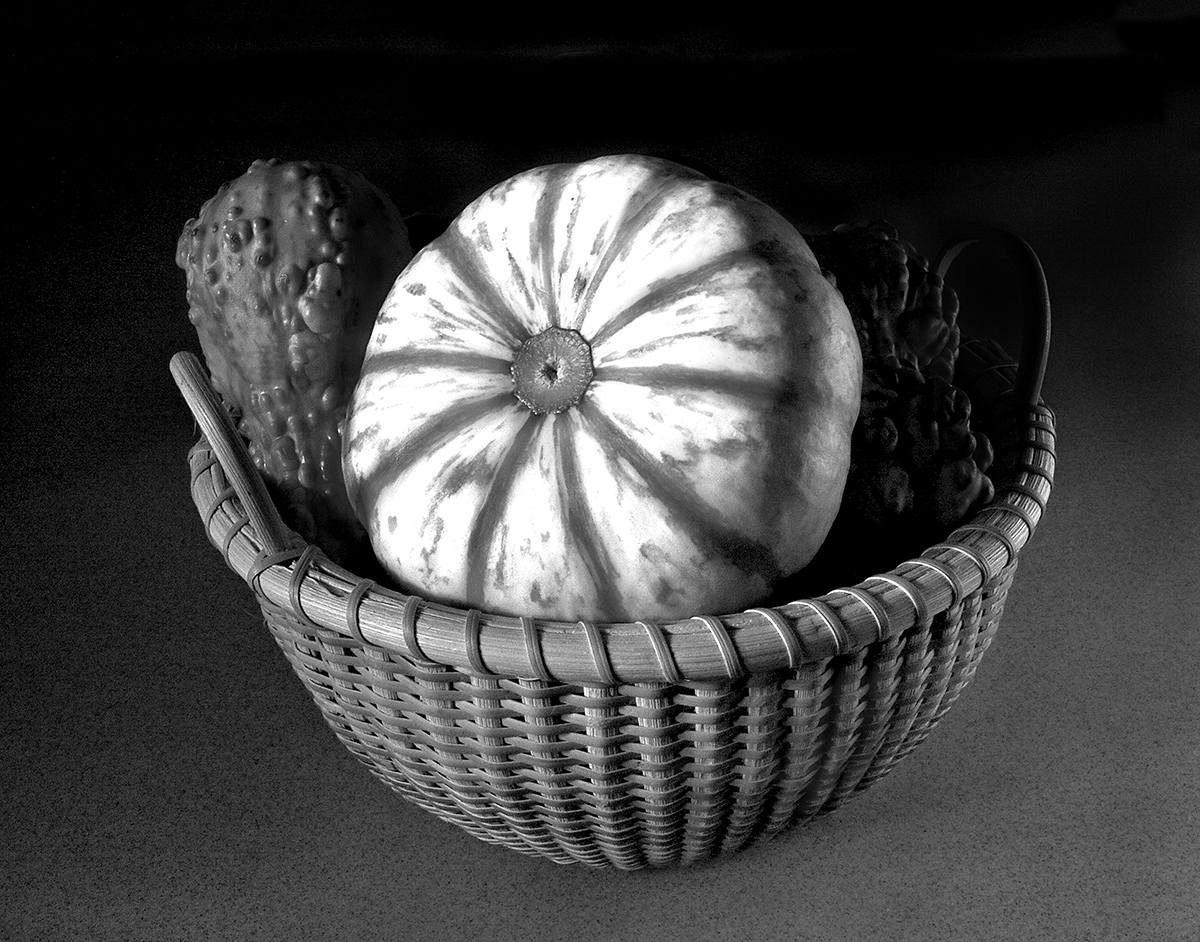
left=554, top=413, right=625, bottom=620
left=575, top=399, right=783, bottom=583
left=586, top=246, right=760, bottom=351
left=593, top=365, right=793, bottom=412
left=506, top=246, right=538, bottom=320
left=465, top=411, right=543, bottom=607
left=567, top=178, right=682, bottom=331
left=436, top=224, right=531, bottom=350
left=352, top=389, right=518, bottom=529
left=559, top=181, right=585, bottom=304
left=532, top=164, right=571, bottom=329
left=360, top=347, right=514, bottom=382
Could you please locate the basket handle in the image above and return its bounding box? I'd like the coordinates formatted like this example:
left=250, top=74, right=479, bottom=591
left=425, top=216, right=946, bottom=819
left=933, top=229, right=1051, bottom=408
left=170, top=351, right=295, bottom=555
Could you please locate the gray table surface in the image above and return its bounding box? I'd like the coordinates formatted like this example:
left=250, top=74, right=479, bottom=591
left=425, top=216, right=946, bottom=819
left=6, top=14, right=1198, bottom=941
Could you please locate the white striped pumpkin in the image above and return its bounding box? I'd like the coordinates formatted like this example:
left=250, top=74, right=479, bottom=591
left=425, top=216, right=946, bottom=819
left=342, top=155, right=862, bottom=622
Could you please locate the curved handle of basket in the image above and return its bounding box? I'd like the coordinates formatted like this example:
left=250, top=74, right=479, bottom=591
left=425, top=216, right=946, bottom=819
left=933, top=229, right=1051, bottom=408
left=170, top=351, right=295, bottom=555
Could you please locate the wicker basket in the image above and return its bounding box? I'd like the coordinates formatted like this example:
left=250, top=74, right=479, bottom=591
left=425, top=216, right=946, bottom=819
left=171, top=230, right=1055, bottom=870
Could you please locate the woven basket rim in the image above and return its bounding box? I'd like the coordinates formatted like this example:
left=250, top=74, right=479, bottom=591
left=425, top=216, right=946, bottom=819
left=179, top=338, right=1055, bottom=685
left=174, top=229, right=1056, bottom=685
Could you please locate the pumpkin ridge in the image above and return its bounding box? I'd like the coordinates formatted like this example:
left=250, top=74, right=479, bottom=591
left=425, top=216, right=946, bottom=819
left=425, top=292, right=523, bottom=353
left=504, top=245, right=539, bottom=323
left=601, top=321, right=775, bottom=364
left=352, top=389, right=518, bottom=529
left=567, top=176, right=683, bottom=332
left=436, top=224, right=532, bottom=349
left=592, top=364, right=791, bottom=412
left=586, top=245, right=766, bottom=353
left=553, top=412, right=625, bottom=620
left=359, top=348, right=514, bottom=382
left=465, top=411, right=543, bottom=609
left=532, top=164, right=572, bottom=329
left=575, top=399, right=783, bottom=585
left=558, top=180, right=585, bottom=305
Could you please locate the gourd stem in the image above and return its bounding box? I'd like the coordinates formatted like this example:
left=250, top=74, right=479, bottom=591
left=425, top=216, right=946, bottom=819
left=511, top=327, right=595, bottom=414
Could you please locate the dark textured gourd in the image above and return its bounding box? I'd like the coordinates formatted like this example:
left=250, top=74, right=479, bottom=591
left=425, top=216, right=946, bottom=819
left=343, top=154, right=862, bottom=623
left=177, top=158, right=413, bottom=566
left=806, top=220, right=961, bottom=380
left=794, top=221, right=995, bottom=585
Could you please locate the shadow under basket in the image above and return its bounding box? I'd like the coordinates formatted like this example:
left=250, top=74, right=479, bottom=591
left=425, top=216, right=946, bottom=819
left=171, top=230, right=1056, bottom=870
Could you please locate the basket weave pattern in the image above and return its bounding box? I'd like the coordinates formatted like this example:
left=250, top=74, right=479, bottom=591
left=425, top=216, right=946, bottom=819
left=266, top=558, right=1016, bottom=869
left=179, top=320, right=1054, bottom=868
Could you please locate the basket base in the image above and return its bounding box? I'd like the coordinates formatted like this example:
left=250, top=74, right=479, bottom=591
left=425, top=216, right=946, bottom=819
left=264, top=560, right=1015, bottom=869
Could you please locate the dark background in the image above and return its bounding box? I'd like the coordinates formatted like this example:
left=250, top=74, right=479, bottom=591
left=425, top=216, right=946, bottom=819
left=6, top=5, right=1199, bottom=940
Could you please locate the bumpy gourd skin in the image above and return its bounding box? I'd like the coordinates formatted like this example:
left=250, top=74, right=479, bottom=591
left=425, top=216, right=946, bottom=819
left=806, top=220, right=960, bottom=380
left=848, top=364, right=994, bottom=531
left=787, top=221, right=994, bottom=588
left=177, top=158, right=413, bottom=566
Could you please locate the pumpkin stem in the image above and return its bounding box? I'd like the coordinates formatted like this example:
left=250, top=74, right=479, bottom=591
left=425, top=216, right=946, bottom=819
left=511, top=327, right=594, bottom=414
